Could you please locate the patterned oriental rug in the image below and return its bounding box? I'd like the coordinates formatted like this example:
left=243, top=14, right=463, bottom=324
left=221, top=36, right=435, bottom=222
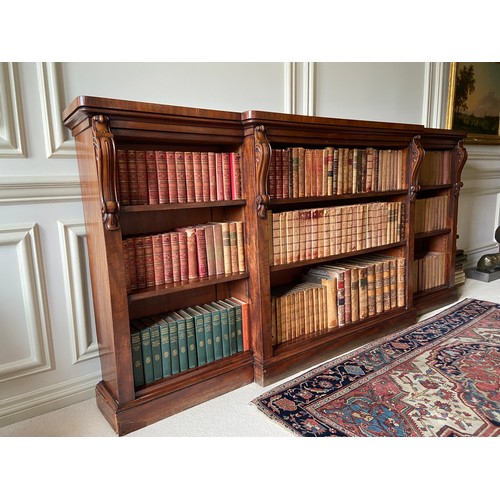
left=252, top=298, right=500, bottom=437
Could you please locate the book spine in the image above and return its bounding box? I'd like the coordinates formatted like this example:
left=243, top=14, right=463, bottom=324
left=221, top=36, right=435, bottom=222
left=176, top=315, right=189, bottom=372
left=220, top=222, right=232, bottom=274
left=136, top=150, right=149, bottom=205
left=116, top=149, right=130, bottom=205
left=195, top=226, right=208, bottom=278
left=152, top=234, right=165, bottom=286
left=149, top=321, right=163, bottom=381
left=192, top=151, right=204, bottom=202
left=161, top=233, right=174, bottom=284
left=228, top=221, right=239, bottom=273
left=229, top=152, right=242, bottom=200
left=203, top=224, right=216, bottom=276
left=166, top=316, right=180, bottom=375
left=169, top=232, right=181, bottom=282
left=185, top=309, right=204, bottom=367
left=127, top=150, right=139, bottom=205
left=175, top=151, right=187, bottom=203
left=166, top=151, right=178, bottom=203
left=235, top=221, right=246, bottom=272
left=215, top=153, right=225, bottom=201
left=146, top=150, right=159, bottom=204
left=207, top=152, right=217, bottom=201
left=143, top=235, right=155, bottom=288
left=196, top=306, right=215, bottom=363
left=176, top=227, right=198, bottom=279
left=137, top=322, right=153, bottom=384
left=200, top=152, right=211, bottom=202
left=130, top=327, right=145, bottom=387
left=158, top=319, right=172, bottom=378
left=184, top=151, right=195, bottom=203
left=133, top=236, right=146, bottom=290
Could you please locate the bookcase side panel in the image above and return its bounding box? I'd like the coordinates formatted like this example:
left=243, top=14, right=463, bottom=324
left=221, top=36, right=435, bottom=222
left=74, top=129, right=134, bottom=403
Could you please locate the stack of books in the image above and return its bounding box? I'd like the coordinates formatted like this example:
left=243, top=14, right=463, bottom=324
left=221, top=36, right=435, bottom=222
left=130, top=297, right=248, bottom=387
left=271, top=254, right=405, bottom=345
left=413, top=251, right=447, bottom=292
left=268, top=146, right=405, bottom=199
left=415, top=196, right=448, bottom=233
left=455, top=249, right=467, bottom=285
left=117, top=149, right=242, bottom=205
left=123, top=221, right=245, bottom=292
left=270, top=201, right=404, bottom=265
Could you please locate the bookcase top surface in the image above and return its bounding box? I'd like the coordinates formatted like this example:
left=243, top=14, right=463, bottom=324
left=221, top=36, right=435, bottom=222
left=62, top=95, right=243, bottom=132
left=62, top=95, right=467, bottom=146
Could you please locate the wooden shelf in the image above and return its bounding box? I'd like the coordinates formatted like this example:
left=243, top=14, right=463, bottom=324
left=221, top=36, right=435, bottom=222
left=270, top=242, right=406, bottom=272
left=121, top=199, right=246, bottom=213
left=269, top=190, right=407, bottom=206
left=128, top=272, right=249, bottom=303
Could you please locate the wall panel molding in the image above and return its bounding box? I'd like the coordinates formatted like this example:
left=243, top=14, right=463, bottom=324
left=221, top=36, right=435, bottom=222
left=0, top=223, right=52, bottom=382
left=283, top=62, right=297, bottom=114
left=0, top=175, right=81, bottom=204
left=37, top=62, right=75, bottom=158
left=283, top=62, right=316, bottom=116
left=422, top=62, right=448, bottom=128
left=58, top=221, right=98, bottom=364
left=0, top=62, right=26, bottom=158
left=0, top=372, right=100, bottom=427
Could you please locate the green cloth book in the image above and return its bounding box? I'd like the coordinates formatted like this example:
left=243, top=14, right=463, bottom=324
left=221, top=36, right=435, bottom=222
left=210, top=302, right=230, bottom=357
left=184, top=307, right=206, bottom=366
left=143, top=317, right=163, bottom=381
left=131, top=319, right=154, bottom=384
left=224, top=298, right=244, bottom=353
left=168, top=312, right=188, bottom=372
left=164, top=314, right=180, bottom=375
left=130, top=324, right=145, bottom=388
left=218, top=300, right=237, bottom=355
left=176, top=309, right=198, bottom=369
left=194, top=305, right=215, bottom=363
left=154, top=315, right=172, bottom=378
left=203, top=303, right=223, bottom=360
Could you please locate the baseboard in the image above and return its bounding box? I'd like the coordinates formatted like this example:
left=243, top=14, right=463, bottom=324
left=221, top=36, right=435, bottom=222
left=0, top=372, right=101, bottom=428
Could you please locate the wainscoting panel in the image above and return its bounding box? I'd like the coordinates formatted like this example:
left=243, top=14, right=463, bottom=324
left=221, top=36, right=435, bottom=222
left=0, top=223, right=52, bottom=382
left=57, top=221, right=98, bottom=364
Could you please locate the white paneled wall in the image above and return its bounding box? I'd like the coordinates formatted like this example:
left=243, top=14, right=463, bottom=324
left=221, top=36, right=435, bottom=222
left=1, top=62, right=499, bottom=427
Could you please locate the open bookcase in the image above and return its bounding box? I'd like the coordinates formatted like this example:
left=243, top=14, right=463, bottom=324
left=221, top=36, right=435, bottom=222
left=63, top=96, right=467, bottom=434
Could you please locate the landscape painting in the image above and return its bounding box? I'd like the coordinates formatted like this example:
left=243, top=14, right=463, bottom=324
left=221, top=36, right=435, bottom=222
left=447, top=62, right=500, bottom=144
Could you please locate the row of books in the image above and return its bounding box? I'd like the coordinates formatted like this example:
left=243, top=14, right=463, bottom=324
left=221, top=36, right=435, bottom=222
left=415, top=196, right=448, bottom=233
left=131, top=297, right=248, bottom=387
left=269, top=201, right=404, bottom=266
left=413, top=251, right=447, bottom=292
left=271, top=254, right=406, bottom=345
left=455, top=249, right=467, bottom=286
left=268, top=146, right=406, bottom=199
left=117, top=149, right=243, bottom=206
left=418, top=151, right=451, bottom=186
left=123, top=221, right=246, bottom=293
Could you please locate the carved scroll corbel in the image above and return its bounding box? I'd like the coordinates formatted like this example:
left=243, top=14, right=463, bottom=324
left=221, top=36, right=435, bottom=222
left=255, top=125, right=271, bottom=219
left=409, top=135, right=424, bottom=203
left=92, top=115, right=120, bottom=230
left=454, top=140, right=468, bottom=198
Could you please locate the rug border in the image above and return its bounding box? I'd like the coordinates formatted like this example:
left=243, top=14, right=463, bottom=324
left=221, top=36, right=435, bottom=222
left=251, top=297, right=499, bottom=435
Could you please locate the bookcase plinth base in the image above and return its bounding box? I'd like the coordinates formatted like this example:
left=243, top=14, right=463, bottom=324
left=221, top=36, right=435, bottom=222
left=95, top=353, right=255, bottom=436
left=253, top=309, right=418, bottom=387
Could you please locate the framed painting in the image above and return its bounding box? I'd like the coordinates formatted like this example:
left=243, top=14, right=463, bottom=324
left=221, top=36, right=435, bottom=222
left=446, top=62, right=500, bottom=145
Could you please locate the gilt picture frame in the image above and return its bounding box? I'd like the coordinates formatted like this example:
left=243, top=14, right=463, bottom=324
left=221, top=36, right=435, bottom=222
left=446, top=62, right=500, bottom=145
